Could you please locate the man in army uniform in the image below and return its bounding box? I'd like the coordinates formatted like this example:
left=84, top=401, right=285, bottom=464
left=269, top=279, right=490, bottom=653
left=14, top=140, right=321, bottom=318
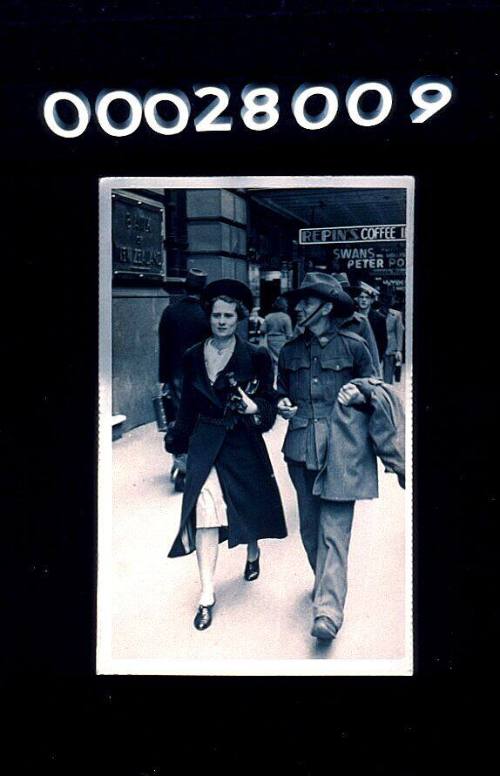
left=277, top=273, right=377, bottom=642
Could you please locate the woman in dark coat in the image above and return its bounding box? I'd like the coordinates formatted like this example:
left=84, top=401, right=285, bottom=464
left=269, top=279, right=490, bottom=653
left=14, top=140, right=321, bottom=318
left=165, top=279, right=287, bottom=631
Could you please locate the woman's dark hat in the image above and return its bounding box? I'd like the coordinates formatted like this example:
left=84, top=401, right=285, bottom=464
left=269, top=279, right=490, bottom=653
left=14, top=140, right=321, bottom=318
left=202, top=278, right=254, bottom=311
left=283, top=272, right=355, bottom=317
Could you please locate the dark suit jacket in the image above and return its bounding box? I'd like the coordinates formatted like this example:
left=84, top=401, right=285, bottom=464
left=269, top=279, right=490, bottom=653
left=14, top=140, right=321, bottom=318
left=158, top=295, right=210, bottom=384
left=369, top=309, right=389, bottom=360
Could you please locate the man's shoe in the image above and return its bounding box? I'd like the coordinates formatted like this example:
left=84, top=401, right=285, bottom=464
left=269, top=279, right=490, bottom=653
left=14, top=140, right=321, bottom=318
left=244, top=551, right=260, bottom=581
left=311, top=616, right=337, bottom=641
left=194, top=600, right=215, bottom=631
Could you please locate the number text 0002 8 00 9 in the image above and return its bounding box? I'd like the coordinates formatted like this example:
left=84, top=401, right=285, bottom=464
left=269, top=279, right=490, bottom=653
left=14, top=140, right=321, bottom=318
left=43, top=79, right=453, bottom=138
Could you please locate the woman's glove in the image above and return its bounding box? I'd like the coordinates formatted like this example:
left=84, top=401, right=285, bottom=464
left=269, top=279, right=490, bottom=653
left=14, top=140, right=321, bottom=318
left=163, top=421, right=176, bottom=452
left=164, top=422, right=188, bottom=455
left=234, top=387, right=258, bottom=415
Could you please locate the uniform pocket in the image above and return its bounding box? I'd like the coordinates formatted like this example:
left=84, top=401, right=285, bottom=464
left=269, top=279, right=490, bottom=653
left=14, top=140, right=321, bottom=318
left=282, top=415, right=309, bottom=460
left=288, top=355, right=310, bottom=371
left=320, top=354, right=354, bottom=372
left=288, top=415, right=309, bottom=431
left=286, top=355, right=312, bottom=403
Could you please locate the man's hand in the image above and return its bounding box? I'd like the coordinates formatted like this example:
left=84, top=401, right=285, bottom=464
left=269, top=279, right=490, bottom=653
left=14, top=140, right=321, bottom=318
left=277, top=397, right=298, bottom=419
left=337, top=382, right=366, bottom=407
left=395, top=350, right=402, bottom=366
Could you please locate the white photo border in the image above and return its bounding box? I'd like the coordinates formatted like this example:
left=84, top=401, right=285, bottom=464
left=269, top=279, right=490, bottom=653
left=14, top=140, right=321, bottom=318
left=98, top=175, right=414, bottom=677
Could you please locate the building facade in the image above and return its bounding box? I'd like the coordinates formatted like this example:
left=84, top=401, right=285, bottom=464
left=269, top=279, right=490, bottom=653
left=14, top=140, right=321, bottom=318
left=111, top=186, right=407, bottom=432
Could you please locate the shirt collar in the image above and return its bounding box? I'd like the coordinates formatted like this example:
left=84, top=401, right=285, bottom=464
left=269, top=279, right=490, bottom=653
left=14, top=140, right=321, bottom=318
left=339, top=312, right=359, bottom=327
left=305, top=320, right=341, bottom=348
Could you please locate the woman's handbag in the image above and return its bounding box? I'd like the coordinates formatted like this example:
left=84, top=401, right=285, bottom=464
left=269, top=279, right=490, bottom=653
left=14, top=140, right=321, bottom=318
left=152, top=395, right=169, bottom=431
left=225, top=372, right=260, bottom=413
left=152, top=384, right=177, bottom=431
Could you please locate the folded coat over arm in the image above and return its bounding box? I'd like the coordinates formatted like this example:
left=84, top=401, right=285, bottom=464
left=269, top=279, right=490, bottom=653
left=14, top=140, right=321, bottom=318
left=313, top=377, right=405, bottom=501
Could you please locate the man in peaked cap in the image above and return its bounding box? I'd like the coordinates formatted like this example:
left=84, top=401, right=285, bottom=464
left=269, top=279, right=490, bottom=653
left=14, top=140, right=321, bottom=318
left=277, top=272, right=378, bottom=642
left=349, top=279, right=388, bottom=367
left=159, top=268, right=210, bottom=490
left=333, top=273, right=383, bottom=375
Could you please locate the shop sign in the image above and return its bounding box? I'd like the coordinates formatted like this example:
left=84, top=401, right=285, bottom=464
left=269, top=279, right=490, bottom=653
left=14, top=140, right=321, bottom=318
left=333, top=243, right=406, bottom=273
left=299, top=224, right=406, bottom=245
left=112, top=193, right=165, bottom=279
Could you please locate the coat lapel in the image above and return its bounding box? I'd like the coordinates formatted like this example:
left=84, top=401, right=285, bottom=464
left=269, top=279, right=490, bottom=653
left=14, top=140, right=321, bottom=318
left=212, top=336, right=254, bottom=391
left=190, top=342, right=224, bottom=407
left=190, top=337, right=255, bottom=407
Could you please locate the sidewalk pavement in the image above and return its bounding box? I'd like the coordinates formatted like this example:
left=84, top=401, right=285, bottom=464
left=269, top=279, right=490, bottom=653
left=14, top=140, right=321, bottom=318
left=109, top=374, right=408, bottom=666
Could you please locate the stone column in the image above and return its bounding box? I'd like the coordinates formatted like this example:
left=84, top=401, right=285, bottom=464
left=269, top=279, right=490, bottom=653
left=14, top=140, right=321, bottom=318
left=185, top=189, right=248, bottom=282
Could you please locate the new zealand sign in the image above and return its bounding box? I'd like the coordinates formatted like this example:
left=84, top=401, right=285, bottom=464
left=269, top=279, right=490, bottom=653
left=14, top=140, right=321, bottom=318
left=112, top=193, right=165, bottom=280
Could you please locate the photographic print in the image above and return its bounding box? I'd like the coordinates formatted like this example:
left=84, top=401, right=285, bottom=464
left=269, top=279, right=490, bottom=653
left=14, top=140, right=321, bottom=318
left=98, top=176, right=414, bottom=675
left=4, top=1, right=500, bottom=771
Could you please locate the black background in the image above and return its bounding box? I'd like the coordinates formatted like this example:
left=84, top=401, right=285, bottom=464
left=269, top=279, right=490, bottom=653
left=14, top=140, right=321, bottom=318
left=2, top=2, right=498, bottom=774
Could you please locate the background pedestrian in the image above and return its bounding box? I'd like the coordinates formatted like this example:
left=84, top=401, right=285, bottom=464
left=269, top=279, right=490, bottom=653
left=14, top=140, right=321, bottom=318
left=262, top=296, right=293, bottom=378
left=332, top=273, right=382, bottom=375
left=248, top=306, right=265, bottom=344
left=158, top=268, right=210, bottom=490
left=378, top=288, right=404, bottom=384
left=349, top=279, right=388, bottom=366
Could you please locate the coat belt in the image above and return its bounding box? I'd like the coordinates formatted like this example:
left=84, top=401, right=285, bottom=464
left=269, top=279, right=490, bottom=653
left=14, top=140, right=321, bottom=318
left=199, top=415, right=236, bottom=428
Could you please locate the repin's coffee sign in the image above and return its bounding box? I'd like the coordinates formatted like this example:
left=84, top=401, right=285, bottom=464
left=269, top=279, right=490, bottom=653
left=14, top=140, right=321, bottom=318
left=299, top=224, right=406, bottom=245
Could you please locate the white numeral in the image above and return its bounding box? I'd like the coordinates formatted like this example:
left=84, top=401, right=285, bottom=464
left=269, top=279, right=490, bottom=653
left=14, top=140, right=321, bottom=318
left=410, top=77, right=453, bottom=124
left=292, top=84, right=339, bottom=130
left=346, top=80, right=393, bottom=127
left=241, top=84, right=279, bottom=131
left=144, top=89, right=191, bottom=135
left=95, top=90, right=142, bottom=137
left=194, top=85, right=232, bottom=132
left=42, top=78, right=453, bottom=138
left=43, top=91, right=91, bottom=138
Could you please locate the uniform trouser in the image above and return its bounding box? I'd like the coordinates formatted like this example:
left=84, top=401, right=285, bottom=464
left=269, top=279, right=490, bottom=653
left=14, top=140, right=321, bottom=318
left=287, top=462, right=355, bottom=631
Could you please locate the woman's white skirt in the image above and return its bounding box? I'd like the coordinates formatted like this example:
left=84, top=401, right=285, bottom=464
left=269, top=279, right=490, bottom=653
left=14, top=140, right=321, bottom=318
left=195, top=466, right=229, bottom=528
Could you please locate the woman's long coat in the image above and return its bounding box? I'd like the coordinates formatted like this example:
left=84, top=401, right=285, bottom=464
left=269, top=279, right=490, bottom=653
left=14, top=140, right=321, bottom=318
left=165, top=336, right=287, bottom=557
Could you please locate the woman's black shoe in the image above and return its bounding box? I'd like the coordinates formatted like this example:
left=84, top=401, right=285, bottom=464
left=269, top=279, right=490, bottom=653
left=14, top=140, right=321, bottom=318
left=193, top=600, right=215, bottom=630
left=244, top=551, right=260, bottom=581
left=173, top=470, right=186, bottom=492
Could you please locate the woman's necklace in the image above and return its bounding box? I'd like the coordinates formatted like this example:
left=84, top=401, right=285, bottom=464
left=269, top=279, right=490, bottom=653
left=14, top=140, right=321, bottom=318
left=205, top=336, right=236, bottom=385
left=210, top=336, right=235, bottom=355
